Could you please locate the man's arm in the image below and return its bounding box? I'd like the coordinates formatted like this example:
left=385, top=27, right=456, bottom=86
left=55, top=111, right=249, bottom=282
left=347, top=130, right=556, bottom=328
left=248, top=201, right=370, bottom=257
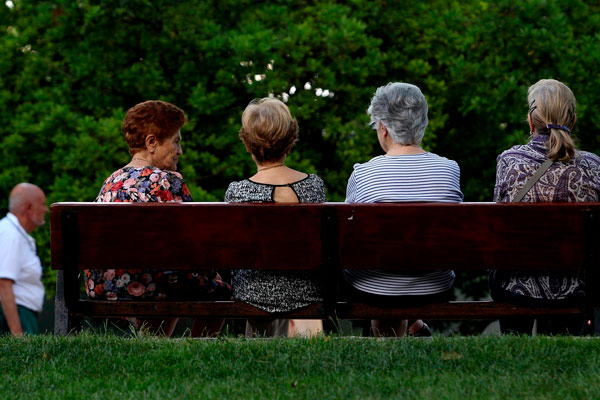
left=0, top=278, right=22, bottom=335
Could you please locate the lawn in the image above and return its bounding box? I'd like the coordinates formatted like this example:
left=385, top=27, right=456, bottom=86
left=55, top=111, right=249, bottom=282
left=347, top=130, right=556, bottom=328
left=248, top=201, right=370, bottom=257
left=0, top=334, right=598, bottom=399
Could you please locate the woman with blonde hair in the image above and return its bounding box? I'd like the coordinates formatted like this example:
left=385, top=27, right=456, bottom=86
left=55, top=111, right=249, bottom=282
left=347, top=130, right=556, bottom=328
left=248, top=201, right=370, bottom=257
left=491, top=79, right=600, bottom=335
left=226, top=98, right=326, bottom=337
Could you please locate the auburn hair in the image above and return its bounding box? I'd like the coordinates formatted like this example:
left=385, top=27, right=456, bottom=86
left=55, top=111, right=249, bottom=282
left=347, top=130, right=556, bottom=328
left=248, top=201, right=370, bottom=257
left=122, top=100, right=187, bottom=155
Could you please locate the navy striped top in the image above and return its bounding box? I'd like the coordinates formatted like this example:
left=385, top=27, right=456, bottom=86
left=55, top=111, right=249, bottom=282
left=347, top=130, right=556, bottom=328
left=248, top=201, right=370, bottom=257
left=344, top=152, right=463, bottom=296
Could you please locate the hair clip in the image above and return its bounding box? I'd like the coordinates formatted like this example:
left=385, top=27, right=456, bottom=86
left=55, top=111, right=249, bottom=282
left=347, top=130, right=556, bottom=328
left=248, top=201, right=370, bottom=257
left=528, top=99, right=537, bottom=115
left=546, top=124, right=571, bottom=133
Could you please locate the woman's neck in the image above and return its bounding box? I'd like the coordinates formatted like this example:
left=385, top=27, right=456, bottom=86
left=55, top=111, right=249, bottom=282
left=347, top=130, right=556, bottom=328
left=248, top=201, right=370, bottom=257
left=385, top=143, right=425, bottom=156
left=255, top=162, right=286, bottom=172
left=126, top=152, right=153, bottom=168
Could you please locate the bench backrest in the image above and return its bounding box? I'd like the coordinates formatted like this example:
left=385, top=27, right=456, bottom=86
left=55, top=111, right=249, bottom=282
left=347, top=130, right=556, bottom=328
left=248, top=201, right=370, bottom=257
left=51, top=202, right=600, bottom=273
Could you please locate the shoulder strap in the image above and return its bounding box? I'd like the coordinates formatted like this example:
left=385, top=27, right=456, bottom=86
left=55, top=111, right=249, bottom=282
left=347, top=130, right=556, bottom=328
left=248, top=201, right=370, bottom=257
left=513, top=159, right=553, bottom=202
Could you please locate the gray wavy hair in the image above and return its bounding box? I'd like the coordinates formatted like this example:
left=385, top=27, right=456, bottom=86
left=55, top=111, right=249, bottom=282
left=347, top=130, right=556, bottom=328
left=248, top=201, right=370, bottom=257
left=368, top=82, right=428, bottom=145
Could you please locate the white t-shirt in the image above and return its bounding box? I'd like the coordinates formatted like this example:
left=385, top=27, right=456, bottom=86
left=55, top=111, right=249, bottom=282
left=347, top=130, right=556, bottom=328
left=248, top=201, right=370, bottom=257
left=344, top=152, right=463, bottom=296
left=0, top=213, right=45, bottom=312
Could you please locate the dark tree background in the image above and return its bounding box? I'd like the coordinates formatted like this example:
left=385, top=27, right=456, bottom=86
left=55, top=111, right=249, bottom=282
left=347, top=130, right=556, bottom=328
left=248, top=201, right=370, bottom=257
left=1, top=0, right=599, bottom=298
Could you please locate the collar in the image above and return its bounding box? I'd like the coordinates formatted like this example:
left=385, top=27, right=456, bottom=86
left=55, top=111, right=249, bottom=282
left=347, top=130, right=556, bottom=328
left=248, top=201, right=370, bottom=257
left=6, top=212, right=35, bottom=244
left=529, top=134, right=550, bottom=155
left=531, top=134, right=549, bottom=143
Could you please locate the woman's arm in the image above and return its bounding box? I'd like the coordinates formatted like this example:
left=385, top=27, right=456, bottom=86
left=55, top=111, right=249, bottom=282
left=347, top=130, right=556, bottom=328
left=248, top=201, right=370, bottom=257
left=493, top=157, right=509, bottom=202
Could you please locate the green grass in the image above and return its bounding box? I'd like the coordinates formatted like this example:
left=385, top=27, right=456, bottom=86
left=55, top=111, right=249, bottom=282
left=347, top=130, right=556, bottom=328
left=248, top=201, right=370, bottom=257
left=1, top=334, right=598, bottom=399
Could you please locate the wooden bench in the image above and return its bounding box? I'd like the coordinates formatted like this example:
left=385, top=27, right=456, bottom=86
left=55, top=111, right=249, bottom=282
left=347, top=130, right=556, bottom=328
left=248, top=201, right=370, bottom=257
left=50, top=202, right=600, bottom=335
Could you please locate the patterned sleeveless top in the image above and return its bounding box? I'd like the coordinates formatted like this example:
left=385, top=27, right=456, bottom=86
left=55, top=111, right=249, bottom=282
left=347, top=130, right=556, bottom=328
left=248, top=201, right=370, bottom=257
left=225, top=174, right=326, bottom=313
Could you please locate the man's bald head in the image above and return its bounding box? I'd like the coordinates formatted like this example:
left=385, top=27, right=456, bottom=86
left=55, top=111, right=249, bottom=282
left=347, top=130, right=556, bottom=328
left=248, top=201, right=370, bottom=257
left=8, top=183, right=47, bottom=233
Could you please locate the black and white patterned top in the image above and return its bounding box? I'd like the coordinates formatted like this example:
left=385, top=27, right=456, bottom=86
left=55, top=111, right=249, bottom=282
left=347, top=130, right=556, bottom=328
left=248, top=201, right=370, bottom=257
left=225, top=174, right=326, bottom=313
left=493, top=134, right=600, bottom=299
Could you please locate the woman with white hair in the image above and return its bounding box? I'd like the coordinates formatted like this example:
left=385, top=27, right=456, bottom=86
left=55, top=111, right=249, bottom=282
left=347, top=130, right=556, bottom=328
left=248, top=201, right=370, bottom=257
left=343, top=82, right=463, bottom=337
left=491, top=79, right=600, bottom=335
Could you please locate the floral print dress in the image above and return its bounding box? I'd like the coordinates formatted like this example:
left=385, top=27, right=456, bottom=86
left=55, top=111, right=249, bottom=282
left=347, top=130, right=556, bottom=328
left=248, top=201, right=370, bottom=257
left=85, top=166, right=231, bottom=301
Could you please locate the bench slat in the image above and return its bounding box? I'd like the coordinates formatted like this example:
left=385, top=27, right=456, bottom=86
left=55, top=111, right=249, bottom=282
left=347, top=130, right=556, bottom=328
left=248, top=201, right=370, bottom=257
left=51, top=203, right=324, bottom=270
left=69, top=300, right=583, bottom=320
left=73, top=300, right=326, bottom=319
left=336, top=301, right=584, bottom=319
left=337, top=203, right=593, bottom=271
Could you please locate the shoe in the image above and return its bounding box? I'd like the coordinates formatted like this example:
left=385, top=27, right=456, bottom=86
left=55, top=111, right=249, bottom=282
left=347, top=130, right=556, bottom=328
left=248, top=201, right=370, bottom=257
left=408, top=322, right=432, bottom=337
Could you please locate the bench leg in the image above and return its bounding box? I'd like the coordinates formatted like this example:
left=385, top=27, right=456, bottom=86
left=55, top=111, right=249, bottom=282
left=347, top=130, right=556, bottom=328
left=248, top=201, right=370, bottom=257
left=54, top=270, right=69, bottom=336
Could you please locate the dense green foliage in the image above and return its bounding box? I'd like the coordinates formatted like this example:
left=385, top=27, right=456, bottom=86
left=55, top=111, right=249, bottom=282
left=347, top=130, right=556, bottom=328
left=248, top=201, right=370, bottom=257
left=1, top=334, right=599, bottom=399
left=1, top=1, right=599, bottom=295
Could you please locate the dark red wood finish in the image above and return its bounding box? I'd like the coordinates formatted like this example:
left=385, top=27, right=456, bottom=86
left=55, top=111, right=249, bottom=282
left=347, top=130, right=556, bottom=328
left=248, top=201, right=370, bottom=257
left=52, top=202, right=600, bottom=272
left=51, top=202, right=324, bottom=271
left=337, top=202, right=598, bottom=271
left=73, top=300, right=581, bottom=319
left=49, top=202, right=599, bottom=334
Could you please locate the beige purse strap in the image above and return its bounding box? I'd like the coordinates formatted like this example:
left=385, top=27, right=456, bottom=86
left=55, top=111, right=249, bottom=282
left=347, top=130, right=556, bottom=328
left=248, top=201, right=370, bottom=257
left=513, top=159, right=553, bottom=202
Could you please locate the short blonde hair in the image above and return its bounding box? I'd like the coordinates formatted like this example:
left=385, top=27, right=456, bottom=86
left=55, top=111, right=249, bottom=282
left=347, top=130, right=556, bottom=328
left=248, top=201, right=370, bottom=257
left=239, top=98, right=299, bottom=163
left=527, top=79, right=577, bottom=162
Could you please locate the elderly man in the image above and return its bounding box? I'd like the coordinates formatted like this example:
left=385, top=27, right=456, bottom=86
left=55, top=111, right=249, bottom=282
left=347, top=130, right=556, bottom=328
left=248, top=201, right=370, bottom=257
left=0, top=183, right=47, bottom=335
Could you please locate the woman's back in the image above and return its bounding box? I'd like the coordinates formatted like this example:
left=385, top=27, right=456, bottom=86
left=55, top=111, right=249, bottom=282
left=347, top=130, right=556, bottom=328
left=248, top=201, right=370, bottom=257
left=225, top=173, right=326, bottom=204
left=347, top=153, right=463, bottom=203
left=494, top=135, right=600, bottom=203
left=344, top=152, right=462, bottom=297
left=226, top=172, right=325, bottom=313
left=492, top=79, right=600, bottom=309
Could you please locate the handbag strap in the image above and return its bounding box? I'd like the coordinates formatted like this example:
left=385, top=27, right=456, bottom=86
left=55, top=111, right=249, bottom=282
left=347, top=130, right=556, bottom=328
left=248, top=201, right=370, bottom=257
left=513, top=158, right=553, bottom=202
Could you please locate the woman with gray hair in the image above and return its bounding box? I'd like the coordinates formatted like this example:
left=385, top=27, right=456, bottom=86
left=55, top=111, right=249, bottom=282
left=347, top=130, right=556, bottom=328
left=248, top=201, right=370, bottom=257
left=343, top=82, right=463, bottom=337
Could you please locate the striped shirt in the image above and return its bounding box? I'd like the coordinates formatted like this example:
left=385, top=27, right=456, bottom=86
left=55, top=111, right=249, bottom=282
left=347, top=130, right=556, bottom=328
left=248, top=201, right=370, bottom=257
left=344, top=152, right=463, bottom=296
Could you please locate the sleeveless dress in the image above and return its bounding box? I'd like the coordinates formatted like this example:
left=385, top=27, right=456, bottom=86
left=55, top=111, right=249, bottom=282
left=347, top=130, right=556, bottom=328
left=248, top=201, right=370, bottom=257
left=225, top=174, right=326, bottom=313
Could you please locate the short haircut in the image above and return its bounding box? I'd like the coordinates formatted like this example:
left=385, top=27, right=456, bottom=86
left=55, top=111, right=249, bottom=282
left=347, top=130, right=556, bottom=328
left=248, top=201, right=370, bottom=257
left=368, top=82, right=429, bottom=145
left=122, top=100, right=187, bottom=155
left=8, top=183, right=43, bottom=213
left=239, top=98, right=299, bottom=163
